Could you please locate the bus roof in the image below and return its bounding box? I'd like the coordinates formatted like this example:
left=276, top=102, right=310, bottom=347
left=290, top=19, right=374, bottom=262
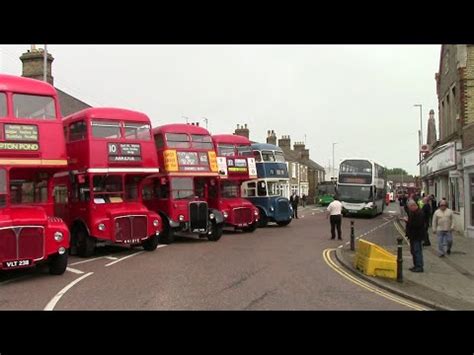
left=0, top=74, right=57, bottom=96
left=153, top=124, right=211, bottom=136
left=251, top=143, right=283, bottom=152
left=212, top=134, right=251, bottom=145
left=63, top=107, right=151, bottom=124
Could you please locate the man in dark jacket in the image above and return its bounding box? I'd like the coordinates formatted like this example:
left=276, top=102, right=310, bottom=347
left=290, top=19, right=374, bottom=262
left=403, top=199, right=425, bottom=272
left=290, top=192, right=300, bottom=219
left=430, top=194, right=437, bottom=218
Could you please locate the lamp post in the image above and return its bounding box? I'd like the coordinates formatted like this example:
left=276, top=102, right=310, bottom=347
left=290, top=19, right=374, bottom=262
left=414, top=104, right=423, bottom=162
left=332, top=142, right=337, bottom=180
left=202, top=117, right=208, bottom=129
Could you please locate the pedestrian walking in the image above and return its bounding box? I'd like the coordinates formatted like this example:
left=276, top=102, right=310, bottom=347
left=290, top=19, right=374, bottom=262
left=399, top=193, right=408, bottom=217
left=302, top=194, right=307, bottom=208
left=402, top=200, right=425, bottom=272
left=430, top=194, right=437, bottom=218
left=290, top=192, right=300, bottom=219
left=432, top=200, right=454, bottom=257
left=421, top=196, right=432, bottom=246
left=326, top=196, right=343, bottom=240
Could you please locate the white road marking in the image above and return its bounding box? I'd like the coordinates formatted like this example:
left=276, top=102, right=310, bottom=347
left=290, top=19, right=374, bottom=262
left=66, top=267, right=84, bottom=275
left=338, top=245, right=343, bottom=249
left=104, top=256, right=118, bottom=260
left=104, top=251, right=145, bottom=267
left=44, top=272, right=94, bottom=311
left=69, top=256, right=110, bottom=266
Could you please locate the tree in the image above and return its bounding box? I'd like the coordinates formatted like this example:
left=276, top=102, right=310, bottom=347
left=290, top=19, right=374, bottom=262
left=386, top=168, right=409, bottom=176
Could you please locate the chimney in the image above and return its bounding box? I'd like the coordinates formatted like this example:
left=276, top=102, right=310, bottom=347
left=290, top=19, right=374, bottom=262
left=20, top=47, right=54, bottom=85
left=278, top=135, right=291, bottom=150
left=266, top=129, right=277, bottom=145
left=426, top=109, right=437, bottom=146
left=293, top=141, right=305, bottom=152
left=234, top=123, right=250, bottom=139
left=301, top=148, right=310, bottom=161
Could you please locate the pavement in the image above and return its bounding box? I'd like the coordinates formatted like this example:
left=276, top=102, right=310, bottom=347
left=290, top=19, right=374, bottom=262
left=336, top=203, right=474, bottom=310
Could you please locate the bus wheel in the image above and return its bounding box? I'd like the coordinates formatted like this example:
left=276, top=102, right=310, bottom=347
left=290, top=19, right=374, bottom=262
left=142, top=234, right=159, bottom=251
left=48, top=252, right=68, bottom=275
left=257, top=209, right=268, bottom=228
left=243, top=223, right=258, bottom=233
left=208, top=221, right=223, bottom=242
left=276, top=219, right=291, bottom=227
left=159, top=222, right=175, bottom=244
left=76, top=226, right=95, bottom=258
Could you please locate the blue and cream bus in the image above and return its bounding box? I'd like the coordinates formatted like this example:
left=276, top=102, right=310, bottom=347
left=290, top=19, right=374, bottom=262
left=337, top=158, right=387, bottom=217
left=240, top=143, right=293, bottom=227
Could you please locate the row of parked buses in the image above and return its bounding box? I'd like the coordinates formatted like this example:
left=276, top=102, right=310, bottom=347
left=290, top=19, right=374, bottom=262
left=0, top=74, right=293, bottom=275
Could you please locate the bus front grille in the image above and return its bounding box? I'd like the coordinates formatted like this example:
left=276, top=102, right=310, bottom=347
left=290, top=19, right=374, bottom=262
left=233, top=207, right=252, bottom=225
left=189, top=202, right=208, bottom=231
left=115, top=216, right=148, bottom=243
left=0, top=226, right=44, bottom=261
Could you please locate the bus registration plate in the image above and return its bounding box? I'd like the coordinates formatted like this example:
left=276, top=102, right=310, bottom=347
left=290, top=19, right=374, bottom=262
left=3, top=259, right=31, bottom=269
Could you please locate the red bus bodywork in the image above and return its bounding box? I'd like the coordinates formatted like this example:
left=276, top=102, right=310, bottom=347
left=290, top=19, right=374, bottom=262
left=212, top=134, right=259, bottom=231
left=0, top=74, right=69, bottom=274
left=141, top=123, right=224, bottom=243
left=56, top=107, right=162, bottom=257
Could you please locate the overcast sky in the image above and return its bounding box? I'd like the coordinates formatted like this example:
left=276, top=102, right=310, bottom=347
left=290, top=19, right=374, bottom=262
left=0, top=45, right=440, bottom=175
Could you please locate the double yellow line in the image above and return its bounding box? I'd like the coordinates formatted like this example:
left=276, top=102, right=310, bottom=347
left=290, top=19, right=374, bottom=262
left=322, top=248, right=427, bottom=311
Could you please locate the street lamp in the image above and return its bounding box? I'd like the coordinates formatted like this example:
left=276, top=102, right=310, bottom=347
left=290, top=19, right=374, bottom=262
left=414, top=104, right=423, bottom=160
left=202, top=117, right=208, bottom=129
left=332, top=142, right=337, bottom=180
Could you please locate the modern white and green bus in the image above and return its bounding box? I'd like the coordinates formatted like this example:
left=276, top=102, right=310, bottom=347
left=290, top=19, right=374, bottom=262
left=337, top=158, right=387, bottom=217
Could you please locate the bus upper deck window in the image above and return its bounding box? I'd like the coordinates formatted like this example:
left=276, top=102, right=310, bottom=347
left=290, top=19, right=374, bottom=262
left=166, top=133, right=190, bottom=148
left=13, top=94, right=56, bottom=120
left=218, top=144, right=235, bottom=157
left=69, top=120, right=87, bottom=141
left=262, top=151, right=275, bottom=162
left=124, top=123, right=151, bottom=140
left=0, top=93, right=7, bottom=117
left=191, top=135, right=213, bottom=149
left=91, top=120, right=121, bottom=139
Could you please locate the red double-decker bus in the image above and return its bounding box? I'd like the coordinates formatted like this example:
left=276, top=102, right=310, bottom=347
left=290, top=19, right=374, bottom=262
left=212, top=134, right=259, bottom=232
left=0, top=74, right=69, bottom=274
left=54, top=107, right=162, bottom=257
left=141, top=123, right=224, bottom=244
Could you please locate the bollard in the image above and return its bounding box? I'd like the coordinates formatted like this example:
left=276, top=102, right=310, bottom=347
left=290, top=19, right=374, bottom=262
left=350, top=220, right=355, bottom=251
left=397, top=236, right=403, bottom=282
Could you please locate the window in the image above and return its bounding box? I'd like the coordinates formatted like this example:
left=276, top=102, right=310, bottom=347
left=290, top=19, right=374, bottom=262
left=450, top=177, right=459, bottom=212
left=171, top=177, right=194, bottom=200
left=218, top=144, right=236, bottom=157
left=92, top=175, right=123, bottom=203
left=13, top=94, right=56, bottom=119
left=124, top=122, right=151, bottom=140
left=69, top=120, right=87, bottom=142
left=253, top=151, right=262, bottom=162
left=268, top=181, right=283, bottom=197
left=257, top=181, right=267, bottom=197
left=125, top=176, right=141, bottom=201
left=0, top=92, right=7, bottom=117
left=191, top=134, right=213, bottom=149
left=262, top=151, right=275, bottom=162
left=54, top=185, right=68, bottom=204
left=243, top=181, right=257, bottom=197
left=91, top=120, right=121, bottom=139
left=275, top=152, right=285, bottom=162
left=166, top=133, right=190, bottom=148
left=10, top=179, right=48, bottom=204
left=154, top=134, right=165, bottom=149
left=291, top=163, right=297, bottom=179
left=0, top=169, right=7, bottom=207
left=236, top=146, right=251, bottom=156
left=72, top=175, right=90, bottom=202
left=221, top=180, right=240, bottom=198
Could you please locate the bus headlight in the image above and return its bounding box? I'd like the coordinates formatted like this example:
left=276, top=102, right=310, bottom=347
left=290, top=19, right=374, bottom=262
left=54, top=231, right=63, bottom=242
left=58, top=247, right=66, bottom=255
left=209, top=213, right=215, bottom=219
left=98, top=223, right=106, bottom=231
left=254, top=210, right=259, bottom=216
left=270, top=207, right=274, bottom=212
left=179, top=215, right=185, bottom=222
left=223, top=211, right=228, bottom=218
left=153, top=219, right=159, bottom=227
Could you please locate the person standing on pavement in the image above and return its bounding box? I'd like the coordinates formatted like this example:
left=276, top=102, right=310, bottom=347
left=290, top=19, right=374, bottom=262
left=399, top=193, right=407, bottom=217
left=403, top=200, right=425, bottom=272
left=430, top=194, right=437, bottom=218
left=302, top=194, right=307, bottom=208
left=432, top=200, right=454, bottom=257
left=326, top=196, right=343, bottom=240
left=421, top=196, right=432, bottom=246
left=290, top=192, right=300, bottom=219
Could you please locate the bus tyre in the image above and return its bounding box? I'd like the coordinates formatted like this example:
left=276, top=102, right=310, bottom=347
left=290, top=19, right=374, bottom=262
left=276, top=219, right=291, bottom=227
left=49, top=252, right=68, bottom=275
left=243, top=223, right=257, bottom=233
left=159, top=222, right=175, bottom=245
left=208, top=221, right=223, bottom=242
left=142, top=234, right=159, bottom=251
left=76, top=226, right=95, bottom=258
left=257, top=209, right=268, bottom=228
